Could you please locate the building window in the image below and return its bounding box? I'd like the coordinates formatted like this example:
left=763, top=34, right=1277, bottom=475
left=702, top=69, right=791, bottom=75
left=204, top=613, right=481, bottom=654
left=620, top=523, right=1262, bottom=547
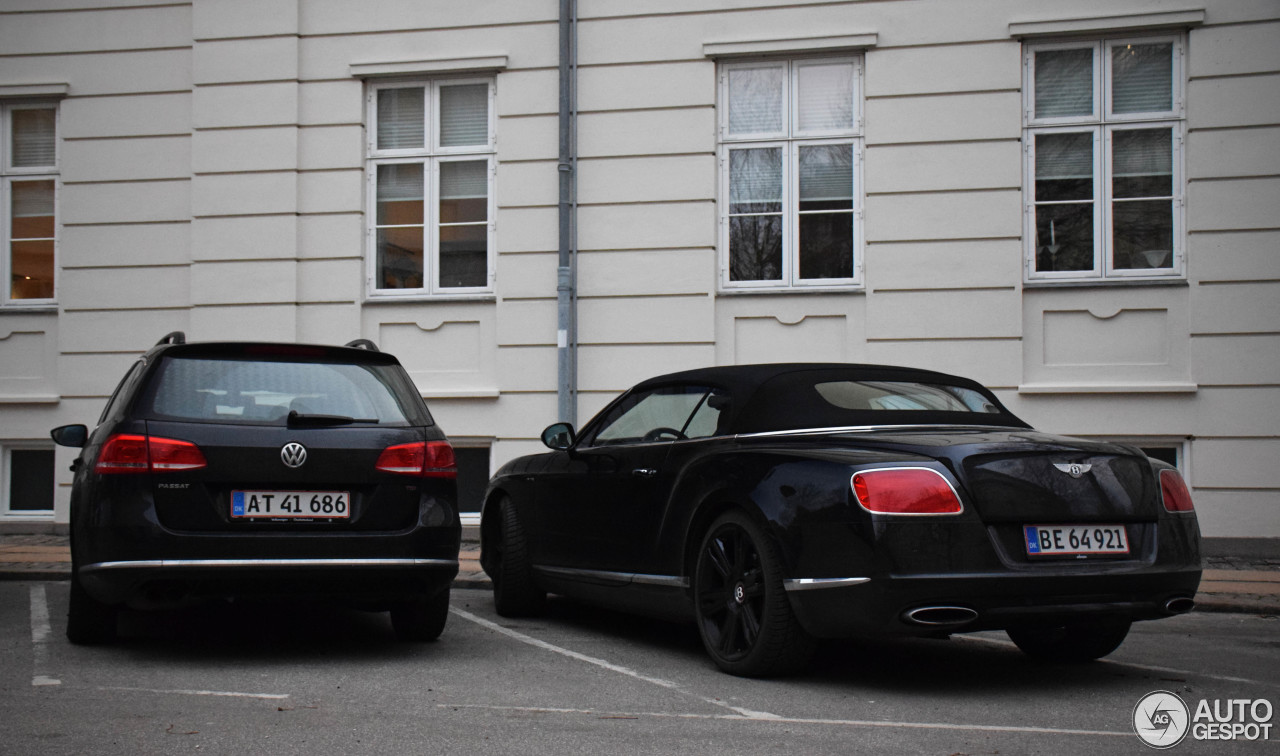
left=2, top=103, right=58, bottom=305
left=366, top=79, right=495, bottom=297
left=718, top=57, right=863, bottom=290
left=453, top=445, right=490, bottom=523
left=3, top=446, right=55, bottom=517
left=1023, top=36, right=1185, bottom=282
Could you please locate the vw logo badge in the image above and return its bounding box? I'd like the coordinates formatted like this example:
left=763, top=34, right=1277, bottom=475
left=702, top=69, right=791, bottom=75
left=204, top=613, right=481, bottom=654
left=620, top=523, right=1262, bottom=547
left=1053, top=462, right=1092, bottom=478
left=281, top=442, right=308, bottom=468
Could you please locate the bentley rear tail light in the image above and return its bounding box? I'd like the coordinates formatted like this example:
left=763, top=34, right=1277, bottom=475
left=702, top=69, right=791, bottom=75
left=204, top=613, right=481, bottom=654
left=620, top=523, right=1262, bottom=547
left=852, top=467, right=964, bottom=515
left=376, top=441, right=457, bottom=479
left=96, top=434, right=207, bottom=474
left=1159, top=469, right=1195, bottom=513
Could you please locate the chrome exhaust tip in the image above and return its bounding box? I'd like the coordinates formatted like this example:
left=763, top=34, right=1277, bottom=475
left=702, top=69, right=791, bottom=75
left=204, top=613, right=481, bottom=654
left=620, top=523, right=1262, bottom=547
left=903, top=605, right=979, bottom=626
left=1165, top=597, right=1195, bottom=614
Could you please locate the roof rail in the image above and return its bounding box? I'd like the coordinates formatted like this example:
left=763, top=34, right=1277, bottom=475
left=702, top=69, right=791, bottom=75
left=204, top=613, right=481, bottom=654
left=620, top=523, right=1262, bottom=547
left=156, top=331, right=186, bottom=346
left=344, top=338, right=379, bottom=352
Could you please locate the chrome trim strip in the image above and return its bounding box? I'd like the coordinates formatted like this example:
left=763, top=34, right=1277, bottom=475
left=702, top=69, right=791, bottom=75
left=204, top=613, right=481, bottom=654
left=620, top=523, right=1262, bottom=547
left=81, top=558, right=458, bottom=573
left=737, top=424, right=1022, bottom=440
left=535, top=565, right=689, bottom=589
left=783, top=577, right=871, bottom=592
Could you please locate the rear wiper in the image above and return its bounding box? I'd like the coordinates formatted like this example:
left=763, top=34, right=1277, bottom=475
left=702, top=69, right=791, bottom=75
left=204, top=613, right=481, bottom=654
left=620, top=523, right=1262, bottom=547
left=286, top=410, right=380, bottom=427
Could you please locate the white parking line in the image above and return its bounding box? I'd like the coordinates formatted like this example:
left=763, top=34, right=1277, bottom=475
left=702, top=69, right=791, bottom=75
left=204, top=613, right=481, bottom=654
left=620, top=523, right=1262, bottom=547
left=436, top=703, right=1131, bottom=738
left=28, top=585, right=60, bottom=687
left=99, top=687, right=290, bottom=700
left=450, top=607, right=780, bottom=719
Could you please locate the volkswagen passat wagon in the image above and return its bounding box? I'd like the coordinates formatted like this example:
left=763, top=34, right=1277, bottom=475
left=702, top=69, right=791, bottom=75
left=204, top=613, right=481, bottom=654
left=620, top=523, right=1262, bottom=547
left=52, top=333, right=460, bottom=644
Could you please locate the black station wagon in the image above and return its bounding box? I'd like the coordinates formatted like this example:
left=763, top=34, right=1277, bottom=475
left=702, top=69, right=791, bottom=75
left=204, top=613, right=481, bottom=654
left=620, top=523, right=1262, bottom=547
left=52, top=333, right=460, bottom=644
left=481, top=363, right=1202, bottom=677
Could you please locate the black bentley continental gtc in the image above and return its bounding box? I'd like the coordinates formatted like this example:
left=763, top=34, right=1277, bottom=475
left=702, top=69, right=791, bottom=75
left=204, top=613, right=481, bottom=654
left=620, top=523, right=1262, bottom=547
left=480, top=363, right=1201, bottom=676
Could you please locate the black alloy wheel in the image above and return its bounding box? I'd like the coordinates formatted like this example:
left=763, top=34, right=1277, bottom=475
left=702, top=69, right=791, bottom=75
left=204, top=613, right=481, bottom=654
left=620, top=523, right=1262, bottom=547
left=1006, top=620, right=1132, bottom=662
left=491, top=496, right=546, bottom=617
left=693, top=511, right=814, bottom=677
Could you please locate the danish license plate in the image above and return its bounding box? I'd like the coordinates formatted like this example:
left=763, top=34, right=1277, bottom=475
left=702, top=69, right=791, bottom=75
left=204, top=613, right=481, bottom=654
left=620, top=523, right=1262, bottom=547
left=1024, top=524, right=1129, bottom=556
left=231, top=490, right=350, bottom=520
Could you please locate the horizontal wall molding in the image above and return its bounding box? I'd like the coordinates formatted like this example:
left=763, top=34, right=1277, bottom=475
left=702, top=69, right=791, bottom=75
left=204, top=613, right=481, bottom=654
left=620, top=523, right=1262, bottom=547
left=1008, top=9, right=1206, bottom=38
left=0, top=83, right=69, bottom=98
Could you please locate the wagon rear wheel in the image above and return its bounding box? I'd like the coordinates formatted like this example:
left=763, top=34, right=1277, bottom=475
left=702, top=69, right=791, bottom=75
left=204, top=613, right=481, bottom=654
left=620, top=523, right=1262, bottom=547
left=693, top=511, right=814, bottom=676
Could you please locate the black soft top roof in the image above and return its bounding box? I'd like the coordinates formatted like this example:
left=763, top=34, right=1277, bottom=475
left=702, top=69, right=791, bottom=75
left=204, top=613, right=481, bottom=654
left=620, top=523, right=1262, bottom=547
left=630, top=362, right=1029, bottom=434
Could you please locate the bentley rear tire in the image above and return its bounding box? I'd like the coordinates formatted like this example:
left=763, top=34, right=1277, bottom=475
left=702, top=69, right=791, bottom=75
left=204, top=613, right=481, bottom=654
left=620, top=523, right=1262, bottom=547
left=492, top=496, right=546, bottom=617
left=1007, top=620, right=1131, bottom=662
left=693, top=511, right=814, bottom=677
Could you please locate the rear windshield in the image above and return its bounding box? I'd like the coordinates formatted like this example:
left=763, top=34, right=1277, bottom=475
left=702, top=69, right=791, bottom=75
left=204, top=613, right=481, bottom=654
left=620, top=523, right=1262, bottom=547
left=140, top=356, right=424, bottom=426
left=814, top=381, right=1001, bottom=413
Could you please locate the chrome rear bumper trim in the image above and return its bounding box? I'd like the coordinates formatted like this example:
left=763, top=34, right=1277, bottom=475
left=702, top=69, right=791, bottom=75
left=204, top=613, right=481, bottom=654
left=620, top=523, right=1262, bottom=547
left=783, top=577, right=871, bottom=592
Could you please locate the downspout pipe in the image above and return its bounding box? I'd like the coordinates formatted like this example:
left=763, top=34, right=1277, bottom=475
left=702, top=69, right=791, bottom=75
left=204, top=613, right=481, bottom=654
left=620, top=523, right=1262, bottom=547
left=556, top=0, right=578, bottom=425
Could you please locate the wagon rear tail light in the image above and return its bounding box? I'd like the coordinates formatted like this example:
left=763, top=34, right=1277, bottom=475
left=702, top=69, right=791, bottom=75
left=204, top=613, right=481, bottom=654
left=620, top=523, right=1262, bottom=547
left=96, top=434, right=207, bottom=474
left=376, top=441, right=457, bottom=479
left=852, top=468, right=964, bottom=515
left=1159, top=469, right=1195, bottom=513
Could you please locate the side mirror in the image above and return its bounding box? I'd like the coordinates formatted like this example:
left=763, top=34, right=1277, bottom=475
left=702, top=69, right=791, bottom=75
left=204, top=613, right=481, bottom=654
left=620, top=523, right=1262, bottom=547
left=541, top=422, right=576, bottom=451
left=51, top=424, right=88, bottom=448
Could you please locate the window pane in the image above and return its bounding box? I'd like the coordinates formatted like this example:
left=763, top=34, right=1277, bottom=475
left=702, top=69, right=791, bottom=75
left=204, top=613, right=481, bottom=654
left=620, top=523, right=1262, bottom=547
left=729, top=147, right=782, bottom=214
left=10, top=180, right=55, bottom=299
left=1113, top=199, right=1173, bottom=269
left=728, top=66, right=784, bottom=135
left=440, top=84, right=489, bottom=147
left=377, top=87, right=425, bottom=150
left=798, top=212, right=853, bottom=279
left=10, top=240, right=54, bottom=299
left=729, top=215, right=783, bottom=281
left=1034, top=203, right=1094, bottom=272
left=1112, top=43, right=1173, bottom=114
left=1035, top=132, right=1093, bottom=202
left=439, top=225, right=487, bottom=288
left=376, top=164, right=424, bottom=225
left=799, top=144, right=852, bottom=211
left=376, top=228, right=423, bottom=289
left=594, top=387, right=708, bottom=444
left=453, top=447, right=490, bottom=514
left=11, top=108, right=56, bottom=167
left=439, top=161, right=487, bottom=223
left=1035, top=48, right=1094, bottom=119
left=797, top=62, right=854, bottom=132
left=9, top=449, right=54, bottom=511
left=1113, top=128, right=1172, bottom=198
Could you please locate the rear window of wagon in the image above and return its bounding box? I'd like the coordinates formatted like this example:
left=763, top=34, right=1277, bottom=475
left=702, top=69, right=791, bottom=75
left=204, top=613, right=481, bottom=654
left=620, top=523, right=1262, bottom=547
left=138, top=355, right=423, bottom=426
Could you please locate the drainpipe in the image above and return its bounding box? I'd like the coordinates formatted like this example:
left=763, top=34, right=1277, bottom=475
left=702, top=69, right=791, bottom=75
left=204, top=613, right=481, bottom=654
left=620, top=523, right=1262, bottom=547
left=557, top=0, right=578, bottom=425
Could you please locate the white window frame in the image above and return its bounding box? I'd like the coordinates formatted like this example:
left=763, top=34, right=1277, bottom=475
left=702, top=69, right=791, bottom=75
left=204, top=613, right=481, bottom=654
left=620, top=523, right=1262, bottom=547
left=1022, top=35, right=1185, bottom=283
left=2, top=442, right=56, bottom=519
left=717, top=56, right=865, bottom=291
left=1, top=101, right=59, bottom=307
left=365, top=78, right=496, bottom=299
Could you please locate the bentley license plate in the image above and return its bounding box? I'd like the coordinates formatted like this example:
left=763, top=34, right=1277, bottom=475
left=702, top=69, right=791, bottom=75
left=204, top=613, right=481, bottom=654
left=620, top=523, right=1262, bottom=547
left=232, top=490, right=350, bottom=519
left=1024, top=524, right=1128, bottom=556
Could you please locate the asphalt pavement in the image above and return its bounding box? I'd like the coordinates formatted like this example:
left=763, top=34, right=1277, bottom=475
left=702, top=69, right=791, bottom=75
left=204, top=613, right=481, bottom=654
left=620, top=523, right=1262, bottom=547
left=1, top=533, right=1276, bottom=615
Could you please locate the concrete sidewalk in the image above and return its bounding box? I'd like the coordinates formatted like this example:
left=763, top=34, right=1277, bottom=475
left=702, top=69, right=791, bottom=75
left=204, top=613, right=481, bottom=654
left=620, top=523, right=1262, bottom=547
left=2, top=533, right=1276, bottom=615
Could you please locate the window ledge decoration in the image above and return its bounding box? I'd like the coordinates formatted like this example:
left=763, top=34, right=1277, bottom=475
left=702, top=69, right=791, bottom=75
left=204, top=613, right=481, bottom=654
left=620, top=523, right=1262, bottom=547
left=0, top=83, right=69, bottom=99
left=1018, top=382, right=1198, bottom=395
left=350, top=55, right=508, bottom=79
left=703, top=33, right=877, bottom=59
left=1009, top=9, right=1205, bottom=39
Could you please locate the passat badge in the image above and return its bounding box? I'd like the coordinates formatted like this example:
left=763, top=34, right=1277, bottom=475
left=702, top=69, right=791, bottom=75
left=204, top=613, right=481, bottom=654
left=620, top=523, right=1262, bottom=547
left=281, top=442, right=308, bottom=468
left=1053, top=462, right=1092, bottom=478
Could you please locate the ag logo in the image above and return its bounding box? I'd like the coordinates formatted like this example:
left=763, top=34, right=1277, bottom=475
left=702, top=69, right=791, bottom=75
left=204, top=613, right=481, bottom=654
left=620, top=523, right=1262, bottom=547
left=1053, top=462, right=1093, bottom=478
left=1134, top=690, right=1190, bottom=749
left=280, top=442, right=308, bottom=469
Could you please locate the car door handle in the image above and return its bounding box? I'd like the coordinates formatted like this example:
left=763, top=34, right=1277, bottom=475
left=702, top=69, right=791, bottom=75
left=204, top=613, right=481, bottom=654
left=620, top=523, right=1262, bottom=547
left=632, top=468, right=657, bottom=478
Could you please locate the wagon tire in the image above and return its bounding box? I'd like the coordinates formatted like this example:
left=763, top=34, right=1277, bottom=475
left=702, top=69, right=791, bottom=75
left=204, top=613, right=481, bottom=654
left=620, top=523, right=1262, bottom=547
left=66, top=572, right=118, bottom=645
left=693, top=510, right=814, bottom=677
left=391, top=588, right=450, bottom=642
left=1007, top=620, right=1131, bottom=662
left=492, top=496, right=546, bottom=617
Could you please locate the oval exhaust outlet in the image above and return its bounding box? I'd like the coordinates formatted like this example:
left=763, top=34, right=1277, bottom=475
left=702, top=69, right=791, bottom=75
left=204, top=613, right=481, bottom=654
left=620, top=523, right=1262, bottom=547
left=903, top=606, right=979, bottom=626
left=1165, top=597, right=1195, bottom=614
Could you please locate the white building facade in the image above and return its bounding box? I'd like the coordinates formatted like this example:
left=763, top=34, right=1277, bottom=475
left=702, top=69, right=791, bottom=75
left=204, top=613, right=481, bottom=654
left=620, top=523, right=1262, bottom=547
left=0, top=0, right=1276, bottom=552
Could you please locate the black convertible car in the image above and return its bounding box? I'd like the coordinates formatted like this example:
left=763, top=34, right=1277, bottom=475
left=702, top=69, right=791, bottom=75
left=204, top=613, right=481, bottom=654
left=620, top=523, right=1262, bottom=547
left=480, top=363, right=1201, bottom=676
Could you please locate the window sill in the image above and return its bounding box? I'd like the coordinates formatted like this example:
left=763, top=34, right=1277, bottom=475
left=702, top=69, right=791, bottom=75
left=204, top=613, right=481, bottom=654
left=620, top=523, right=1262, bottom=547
left=0, top=304, right=57, bottom=314
left=718, top=286, right=865, bottom=297
left=0, top=394, right=60, bottom=404
left=1018, top=382, right=1198, bottom=395
left=365, top=294, right=496, bottom=305
left=420, top=388, right=500, bottom=399
left=1023, top=278, right=1189, bottom=290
